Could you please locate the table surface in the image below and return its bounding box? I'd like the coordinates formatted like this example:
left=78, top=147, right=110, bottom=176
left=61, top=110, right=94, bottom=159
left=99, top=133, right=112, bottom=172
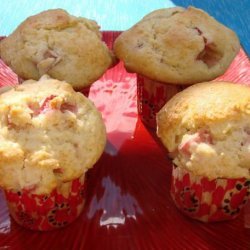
left=0, top=0, right=249, bottom=55
left=0, top=1, right=249, bottom=250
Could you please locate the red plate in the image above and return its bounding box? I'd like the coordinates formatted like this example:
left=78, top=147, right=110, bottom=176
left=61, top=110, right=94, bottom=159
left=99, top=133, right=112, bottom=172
left=0, top=32, right=250, bottom=249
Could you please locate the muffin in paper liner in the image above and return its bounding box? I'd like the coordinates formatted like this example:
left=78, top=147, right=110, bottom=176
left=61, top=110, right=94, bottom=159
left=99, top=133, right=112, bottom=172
left=137, top=74, right=186, bottom=129
left=171, top=166, right=250, bottom=222
left=115, top=7, right=241, bottom=129
left=4, top=174, right=85, bottom=231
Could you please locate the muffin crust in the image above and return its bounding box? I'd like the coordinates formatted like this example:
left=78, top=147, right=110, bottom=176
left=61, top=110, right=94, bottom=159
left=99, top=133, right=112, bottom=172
left=157, top=82, right=250, bottom=179
left=0, top=9, right=114, bottom=89
left=0, top=78, right=106, bottom=194
left=114, top=7, right=240, bottom=84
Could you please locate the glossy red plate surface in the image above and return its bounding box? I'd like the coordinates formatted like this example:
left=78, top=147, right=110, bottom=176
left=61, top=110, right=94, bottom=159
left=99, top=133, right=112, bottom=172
left=0, top=32, right=250, bottom=250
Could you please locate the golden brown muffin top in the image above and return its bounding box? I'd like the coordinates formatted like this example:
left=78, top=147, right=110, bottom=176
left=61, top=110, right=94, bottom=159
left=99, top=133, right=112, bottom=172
left=0, top=78, right=106, bottom=194
left=157, top=82, right=250, bottom=179
left=157, top=82, right=250, bottom=151
left=0, top=9, right=114, bottom=89
left=114, top=7, right=240, bottom=85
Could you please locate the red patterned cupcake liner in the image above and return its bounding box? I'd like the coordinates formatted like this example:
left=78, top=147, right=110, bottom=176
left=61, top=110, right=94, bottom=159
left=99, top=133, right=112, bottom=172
left=137, top=75, right=186, bottom=129
left=4, top=175, right=85, bottom=231
left=171, top=166, right=250, bottom=222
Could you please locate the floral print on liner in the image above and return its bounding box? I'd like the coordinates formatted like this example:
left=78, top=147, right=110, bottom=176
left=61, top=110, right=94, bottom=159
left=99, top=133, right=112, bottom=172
left=171, top=166, right=250, bottom=222
left=4, top=175, right=85, bottom=231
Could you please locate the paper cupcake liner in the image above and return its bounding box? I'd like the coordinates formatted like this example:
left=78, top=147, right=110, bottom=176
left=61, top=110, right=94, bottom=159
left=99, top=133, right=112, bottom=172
left=4, top=175, right=85, bottom=231
left=171, top=166, right=250, bottom=222
left=137, top=74, right=186, bottom=129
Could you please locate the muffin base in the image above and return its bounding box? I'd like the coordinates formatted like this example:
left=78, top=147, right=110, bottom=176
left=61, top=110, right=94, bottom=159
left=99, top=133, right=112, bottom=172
left=137, top=74, right=186, bottom=129
left=171, top=165, right=250, bottom=222
left=4, top=175, right=85, bottom=231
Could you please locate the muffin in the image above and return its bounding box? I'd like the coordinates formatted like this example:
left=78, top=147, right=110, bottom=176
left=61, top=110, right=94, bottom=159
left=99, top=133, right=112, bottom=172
left=114, top=6, right=240, bottom=128
left=0, top=9, right=114, bottom=93
left=157, top=82, right=250, bottom=222
left=0, top=77, right=106, bottom=230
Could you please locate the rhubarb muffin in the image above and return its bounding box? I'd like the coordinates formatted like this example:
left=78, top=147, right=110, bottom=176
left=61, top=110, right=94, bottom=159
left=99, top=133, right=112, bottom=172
left=0, top=9, right=114, bottom=91
left=157, top=82, right=250, bottom=222
left=114, top=6, right=240, bottom=128
left=0, top=77, right=106, bottom=230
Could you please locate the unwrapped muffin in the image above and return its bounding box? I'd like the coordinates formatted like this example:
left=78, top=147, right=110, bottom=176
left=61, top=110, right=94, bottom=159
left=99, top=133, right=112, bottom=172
left=0, top=77, right=106, bottom=230
left=157, top=82, right=250, bottom=222
left=0, top=9, right=114, bottom=92
left=114, top=6, right=240, bottom=128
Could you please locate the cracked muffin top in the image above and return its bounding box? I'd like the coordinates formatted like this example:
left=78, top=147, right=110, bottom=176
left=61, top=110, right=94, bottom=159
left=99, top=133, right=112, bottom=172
left=114, top=6, right=240, bottom=85
left=0, top=9, right=114, bottom=89
left=0, top=77, right=106, bottom=194
left=157, top=82, right=250, bottom=179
